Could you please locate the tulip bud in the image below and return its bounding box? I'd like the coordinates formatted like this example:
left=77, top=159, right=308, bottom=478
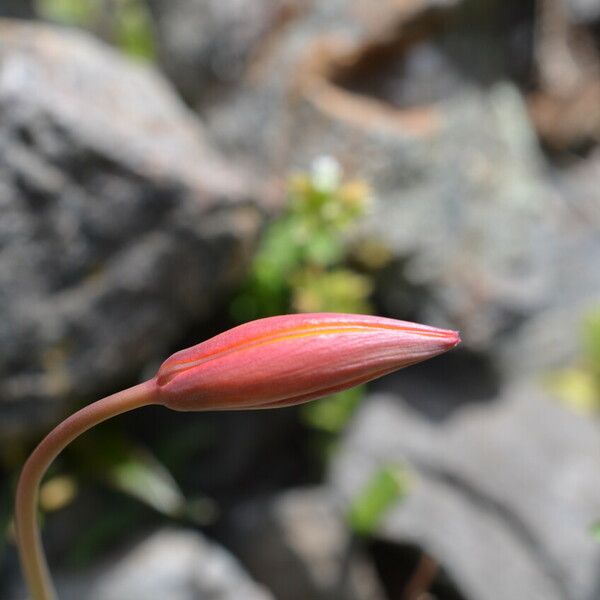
left=156, top=313, right=460, bottom=411
left=15, top=313, right=460, bottom=600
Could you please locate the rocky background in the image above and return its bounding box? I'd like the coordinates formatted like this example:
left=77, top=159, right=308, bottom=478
left=1, top=1, right=600, bottom=599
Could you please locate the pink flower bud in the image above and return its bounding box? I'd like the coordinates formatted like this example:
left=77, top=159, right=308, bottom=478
left=156, top=313, right=460, bottom=411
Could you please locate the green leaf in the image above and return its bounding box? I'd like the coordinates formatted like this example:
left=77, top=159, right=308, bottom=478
left=547, top=367, right=600, bottom=414
left=347, top=465, right=410, bottom=536
left=255, top=217, right=303, bottom=277
left=72, top=431, right=187, bottom=518
left=590, top=521, right=600, bottom=542
left=36, top=0, right=98, bottom=25
left=303, top=231, right=345, bottom=267
left=583, top=310, right=600, bottom=373
left=115, top=0, right=156, bottom=60
left=291, top=268, right=372, bottom=314
left=232, top=160, right=373, bottom=323
left=302, top=386, right=364, bottom=434
left=36, top=0, right=156, bottom=61
left=107, top=448, right=186, bottom=518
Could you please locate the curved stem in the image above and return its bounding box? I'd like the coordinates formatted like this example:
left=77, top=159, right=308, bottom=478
left=15, top=379, right=159, bottom=600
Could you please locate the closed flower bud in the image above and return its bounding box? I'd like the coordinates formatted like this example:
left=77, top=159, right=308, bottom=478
left=156, top=313, right=460, bottom=411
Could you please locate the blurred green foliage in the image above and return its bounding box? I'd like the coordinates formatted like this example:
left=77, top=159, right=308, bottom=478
left=549, top=309, right=600, bottom=414
left=292, top=268, right=372, bottom=315
left=66, top=500, right=145, bottom=568
left=37, top=0, right=94, bottom=23
left=0, top=481, right=12, bottom=565
left=583, top=311, right=600, bottom=376
left=71, top=425, right=216, bottom=526
left=592, top=522, right=600, bottom=542
left=36, top=0, right=156, bottom=60
left=231, top=156, right=372, bottom=321
left=548, top=309, right=600, bottom=542
left=301, top=385, right=364, bottom=435
left=347, top=464, right=410, bottom=536
left=231, top=157, right=375, bottom=440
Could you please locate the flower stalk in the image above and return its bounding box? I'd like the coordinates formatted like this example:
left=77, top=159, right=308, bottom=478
left=14, top=313, right=459, bottom=600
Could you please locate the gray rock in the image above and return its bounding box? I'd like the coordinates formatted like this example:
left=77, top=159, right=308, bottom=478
left=198, top=0, right=600, bottom=370
left=0, top=1, right=34, bottom=18
left=10, top=528, right=274, bottom=600
left=290, top=80, right=561, bottom=347
left=200, top=0, right=463, bottom=173
left=563, top=0, right=600, bottom=23
left=227, top=487, right=386, bottom=600
left=286, top=42, right=600, bottom=370
left=330, top=387, right=600, bottom=600
left=496, top=146, right=600, bottom=377
left=146, top=0, right=305, bottom=107
left=0, top=20, right=267, bottom=437
left=368, top=84, right=600, bottom=372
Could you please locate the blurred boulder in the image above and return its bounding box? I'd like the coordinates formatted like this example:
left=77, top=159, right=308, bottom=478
left=0, top=0, right=34, bottom=18
left=0, top=19, right=268, bottom=437
left=202, top=0, right=600, bottom=370
left=146, top=0, right=305, bottom=108
left=9, top=528, right=274, bottom=600
left=330, top=389, right=600, bottom=600
left=563, top=0, right=600, bottom=24
left=227, top=487, right=386, bottom=600
left=364, top=83, right=600, bottom=374
left=146, top=0, right=458, bottom=111
left=292, top=79, right=558, bottom=352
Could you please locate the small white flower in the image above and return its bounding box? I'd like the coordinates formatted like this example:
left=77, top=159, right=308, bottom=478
left=311, top=155, right=341, bottom=193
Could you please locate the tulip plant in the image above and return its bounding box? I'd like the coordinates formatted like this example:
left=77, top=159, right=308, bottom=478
left=15, top=312, right=459, bottom=600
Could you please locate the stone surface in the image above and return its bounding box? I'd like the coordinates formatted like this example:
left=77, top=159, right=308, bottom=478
left=0, top=0, right=34, bottom=18
left=227, top=487, right=386, bottom=600
left=564, top=0, right=600, bottom=23
left=330, top=388, right=600, bottom=600
left=0, top=19, right=267, bottom=437
left=146, top=0, right=306, bottom=107
left=286, top=36, right=600, bottom=366
left=9, top=528, right=274, bottom=600
left=291, top=80, right=559, bottom=351
left=197, top=0, right=600, bottom=368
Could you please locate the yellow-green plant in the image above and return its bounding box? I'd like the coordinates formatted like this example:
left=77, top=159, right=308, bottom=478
left=231, top=156, right=373, bottom=321
left=36, top=0, right=155, bottom=60
left=231, top=157, right=376, bottom=438
left=347, top=464, right=411, bottom=536
left=549, top=309, right=600, bottom=414
left=547, top=309, right=600, bottom=541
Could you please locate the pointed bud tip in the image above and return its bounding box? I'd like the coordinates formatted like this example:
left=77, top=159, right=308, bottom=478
left=448, top=330, right=461, bottom=347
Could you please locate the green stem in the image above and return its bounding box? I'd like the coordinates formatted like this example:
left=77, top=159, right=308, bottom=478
left=15, top=379, right=159, bottom=600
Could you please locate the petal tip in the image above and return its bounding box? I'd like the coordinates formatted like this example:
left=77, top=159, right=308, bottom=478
left=449, top=330, right=461, bottom=347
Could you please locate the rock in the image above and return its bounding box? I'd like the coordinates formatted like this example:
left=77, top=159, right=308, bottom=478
left=0, top=1, right=34, bottom=18
left=0, top=19, right=267, bottom=437
left=227, top=487, right=386, bottom=600
left=294, top=57, right=600, bottom=374
left=563, top=0, right=600, bottom=23
left=9, top=528, right=274, bottom=600
left=292, top=79, right=559, bottom=351
left=494, top=147, right=600, bottom=378
left=287, top=38, right=596, bottom=365
left=330, top=387, right=600, bottom=600
left=200, top=0, right=462, bottom=173
left=146, top=0, right=305, bottom=107
left=198, top=0, right=600, bottom=369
